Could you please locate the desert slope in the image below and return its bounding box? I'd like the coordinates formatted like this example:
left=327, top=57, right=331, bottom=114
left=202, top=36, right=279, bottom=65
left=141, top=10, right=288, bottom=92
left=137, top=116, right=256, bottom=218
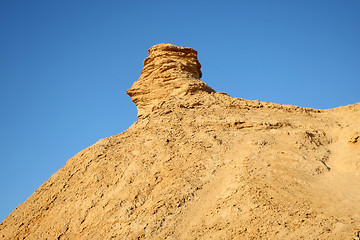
left=1, top=44, right=359, bottom=239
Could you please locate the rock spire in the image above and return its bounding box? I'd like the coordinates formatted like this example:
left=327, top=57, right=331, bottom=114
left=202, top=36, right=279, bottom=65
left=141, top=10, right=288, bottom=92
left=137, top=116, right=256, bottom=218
left=127, top=43, right=215, bottom=119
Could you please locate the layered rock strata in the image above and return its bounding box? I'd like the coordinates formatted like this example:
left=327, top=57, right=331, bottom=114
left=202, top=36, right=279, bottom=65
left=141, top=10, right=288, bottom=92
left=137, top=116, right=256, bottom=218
left=127, top=43, right=215, bottom=119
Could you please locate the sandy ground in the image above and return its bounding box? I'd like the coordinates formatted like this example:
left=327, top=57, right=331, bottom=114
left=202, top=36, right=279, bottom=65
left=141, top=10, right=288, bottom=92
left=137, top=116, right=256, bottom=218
left=1, top=92, right=359, bottom=239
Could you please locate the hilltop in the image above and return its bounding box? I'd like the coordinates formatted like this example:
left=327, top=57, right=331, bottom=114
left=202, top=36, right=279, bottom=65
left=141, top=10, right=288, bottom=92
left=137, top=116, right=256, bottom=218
left=1, top=44, right=359, bottom=239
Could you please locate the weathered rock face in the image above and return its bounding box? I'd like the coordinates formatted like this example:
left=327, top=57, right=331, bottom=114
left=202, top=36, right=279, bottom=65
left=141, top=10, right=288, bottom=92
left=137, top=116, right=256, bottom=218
left=1, top=44, right=360, bottom=240
left=127, top=43, right=215, bottom=119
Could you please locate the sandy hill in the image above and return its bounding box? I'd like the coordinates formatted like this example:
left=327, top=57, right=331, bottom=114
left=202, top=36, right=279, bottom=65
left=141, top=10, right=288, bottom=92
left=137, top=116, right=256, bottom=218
left=1, top=44, right=359, bottom=240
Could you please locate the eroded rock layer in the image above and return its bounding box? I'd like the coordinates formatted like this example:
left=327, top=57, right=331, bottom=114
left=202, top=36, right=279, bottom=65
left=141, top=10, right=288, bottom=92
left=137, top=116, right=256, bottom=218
left=1, top=44, right=360, bottom=240
left=127, top=43, right=215, bottom=119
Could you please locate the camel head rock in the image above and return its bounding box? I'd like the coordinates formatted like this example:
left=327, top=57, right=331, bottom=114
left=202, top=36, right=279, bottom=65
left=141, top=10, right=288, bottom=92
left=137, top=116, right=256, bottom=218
left=127, top=43, right=215, bottom=119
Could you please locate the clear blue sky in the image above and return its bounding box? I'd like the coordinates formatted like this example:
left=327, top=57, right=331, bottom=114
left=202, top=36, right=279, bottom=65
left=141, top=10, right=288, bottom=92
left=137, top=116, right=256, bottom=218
left=1, top=0, right=359, bottom=222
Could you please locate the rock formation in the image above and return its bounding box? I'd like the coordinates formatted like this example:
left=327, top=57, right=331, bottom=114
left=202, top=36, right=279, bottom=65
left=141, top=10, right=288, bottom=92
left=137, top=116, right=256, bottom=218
left=127, top=43, right=215, bottom=119
left=1, top=44, right=360, bottom=239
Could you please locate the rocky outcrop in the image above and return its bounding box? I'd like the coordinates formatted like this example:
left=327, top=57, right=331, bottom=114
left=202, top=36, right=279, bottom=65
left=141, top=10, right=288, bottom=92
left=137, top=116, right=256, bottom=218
left=1, top=44, right=360, bottom=240
left=127, top=43, right=215, bottom=119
